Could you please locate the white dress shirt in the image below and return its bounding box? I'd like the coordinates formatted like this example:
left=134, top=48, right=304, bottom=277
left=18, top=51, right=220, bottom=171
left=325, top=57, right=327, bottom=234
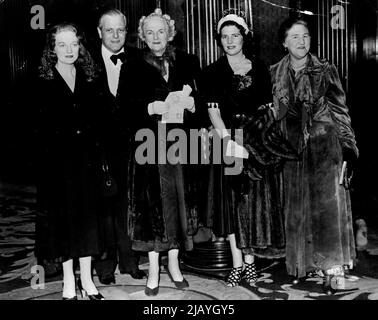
left=101, top=45, right=125, bottom=97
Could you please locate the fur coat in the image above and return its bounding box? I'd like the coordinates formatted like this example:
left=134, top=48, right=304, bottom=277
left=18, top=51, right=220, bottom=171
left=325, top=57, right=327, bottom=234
left=270, top=53, right=358, bottom=277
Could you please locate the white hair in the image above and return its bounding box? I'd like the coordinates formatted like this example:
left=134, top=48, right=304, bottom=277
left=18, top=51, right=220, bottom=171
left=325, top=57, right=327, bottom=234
left=138, top=8, right=176, bottom=41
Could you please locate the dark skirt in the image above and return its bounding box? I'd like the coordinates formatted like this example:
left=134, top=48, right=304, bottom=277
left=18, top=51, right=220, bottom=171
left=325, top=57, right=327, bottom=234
left=233, top=168, right=286, bottom=259
left=205, top=164, right=236, bottom=237
left=35, top=142, right=104, bottom=262
left=129, top=163, right=193, bottom=252
left=203, top=114, right=289, bottom=258
left=204, top=163, right=286, bottom=258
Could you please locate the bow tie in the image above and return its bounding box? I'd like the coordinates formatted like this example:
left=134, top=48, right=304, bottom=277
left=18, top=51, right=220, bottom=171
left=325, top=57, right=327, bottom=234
left=110, top=52, right=126, bottom=65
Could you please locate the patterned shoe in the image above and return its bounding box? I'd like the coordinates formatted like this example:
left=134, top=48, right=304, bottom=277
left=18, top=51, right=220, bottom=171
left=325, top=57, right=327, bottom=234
left=225, top=266, right=243, bottom=287
left=242, top=262, right=258, bottom=285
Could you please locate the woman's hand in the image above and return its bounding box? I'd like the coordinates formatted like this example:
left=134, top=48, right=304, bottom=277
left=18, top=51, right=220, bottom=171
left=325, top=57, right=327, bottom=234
left=147, top=101, right=169, bottom=115
left=342, top=147, right=357, bottom=188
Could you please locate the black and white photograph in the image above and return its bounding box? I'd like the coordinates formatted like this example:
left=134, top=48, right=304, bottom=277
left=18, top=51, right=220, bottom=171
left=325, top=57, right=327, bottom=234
left=0, top=0, right=378, bottom=307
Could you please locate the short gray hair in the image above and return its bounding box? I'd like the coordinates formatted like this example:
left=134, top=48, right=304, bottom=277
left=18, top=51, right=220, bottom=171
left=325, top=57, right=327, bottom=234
left=138, top=8, right=176, bottom=42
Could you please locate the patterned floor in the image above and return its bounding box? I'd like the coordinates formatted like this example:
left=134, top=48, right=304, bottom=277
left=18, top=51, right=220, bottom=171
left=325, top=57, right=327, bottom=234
left=0, top=183, right=36, bottom=293
left=1, top=181, right=378, bottom=300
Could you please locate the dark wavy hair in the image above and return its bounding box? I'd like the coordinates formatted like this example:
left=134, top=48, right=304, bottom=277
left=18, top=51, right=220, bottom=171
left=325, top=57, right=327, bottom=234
left=216, top=20, right=254, bottom=56
left=38, top=22, right=98, bottom=81
left=278, top=17, right=310, bottom=44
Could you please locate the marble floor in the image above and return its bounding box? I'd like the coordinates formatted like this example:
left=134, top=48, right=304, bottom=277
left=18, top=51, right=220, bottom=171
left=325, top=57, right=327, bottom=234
left=1, top=180, right=378, bottom=301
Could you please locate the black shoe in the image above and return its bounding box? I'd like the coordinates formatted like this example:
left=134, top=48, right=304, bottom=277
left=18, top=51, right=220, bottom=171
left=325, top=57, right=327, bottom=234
left=122, top=269, right=147, bottom=279
left=166, top=269, right=189, bottom=289
left=62, top=282, right=77, bottom=300
left=145, top=285, right=159, bottom=296
left=77, top=279, right=105, bottom=300
left=98, top=274, right=116, bottom=285
left=62, top=296, right=77, bottom=300
left=145, top=273, right=160, bottom=296
left=225, top=266, right=243, bottom=287
left=242, top=262, right=258, bottom=285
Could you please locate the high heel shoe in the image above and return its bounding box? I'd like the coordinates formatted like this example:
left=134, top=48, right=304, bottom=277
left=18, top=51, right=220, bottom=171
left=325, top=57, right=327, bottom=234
left=145, top=274, right=160, bottom=296
left=323, top=275, right=336, bottom=295
left=225, top=266, right=243, bottom=287
left=77, top=279, right=105, bottom=300
left=242, top=262, right=258, bottom=285
left=145, top=285, right=159, bottom=296
left=62, top=296, right=77, bottom=300
left=62, top=282, right=77, bottom=300
left=166, top=269, right=189, bottom=289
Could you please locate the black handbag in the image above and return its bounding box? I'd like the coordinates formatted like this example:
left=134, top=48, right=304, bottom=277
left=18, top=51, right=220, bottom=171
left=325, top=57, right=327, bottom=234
left=101, top=159, right=118, bottom=198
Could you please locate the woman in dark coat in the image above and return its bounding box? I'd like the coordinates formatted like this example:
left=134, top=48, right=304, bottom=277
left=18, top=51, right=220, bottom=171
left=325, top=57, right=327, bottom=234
left=201, top=10, right=292, bottom=287
left=117, top=8, right=202, bottom=296
left=36, top=23, right=105, bottom=300
left=270, top=17, right=358, bottom=294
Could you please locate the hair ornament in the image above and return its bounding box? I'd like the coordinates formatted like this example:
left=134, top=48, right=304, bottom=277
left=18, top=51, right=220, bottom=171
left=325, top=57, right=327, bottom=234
left=138, top=7, right=176, bottom=41
left=217, top=8, right=249, bottom=34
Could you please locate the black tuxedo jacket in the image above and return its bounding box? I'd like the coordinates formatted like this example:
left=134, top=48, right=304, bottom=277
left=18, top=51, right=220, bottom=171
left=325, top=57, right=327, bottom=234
left=90, top=44, right=141, bottom=152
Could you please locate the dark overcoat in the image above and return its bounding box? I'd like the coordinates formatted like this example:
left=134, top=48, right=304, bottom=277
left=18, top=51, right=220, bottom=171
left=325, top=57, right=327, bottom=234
left=35, top=67, right=104, bottom=261
left=117, top=48, right=203, bottom=252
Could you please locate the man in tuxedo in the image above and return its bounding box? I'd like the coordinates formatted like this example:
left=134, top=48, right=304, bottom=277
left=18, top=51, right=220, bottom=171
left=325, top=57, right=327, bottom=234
left=92, top=8, right=146, bottom=284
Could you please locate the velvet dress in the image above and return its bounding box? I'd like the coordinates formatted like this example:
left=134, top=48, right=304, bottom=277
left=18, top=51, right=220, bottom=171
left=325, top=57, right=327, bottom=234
left=270, top=54, right=358, bottom=277
left=201, top=54, right=292, bottom=258
left=35, top=67, right=105, bottom=262
left=117, top=47, right=203, bottom=253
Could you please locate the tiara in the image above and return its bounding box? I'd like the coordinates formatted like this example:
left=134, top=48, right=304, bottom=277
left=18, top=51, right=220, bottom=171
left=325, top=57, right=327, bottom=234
left=217, top=9, right=249, bottom=34
left=221, top=8, right=246, bottom=20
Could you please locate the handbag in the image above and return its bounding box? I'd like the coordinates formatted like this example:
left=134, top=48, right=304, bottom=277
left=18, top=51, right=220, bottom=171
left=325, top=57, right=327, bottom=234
left=101, top=158, right=118, bottom=198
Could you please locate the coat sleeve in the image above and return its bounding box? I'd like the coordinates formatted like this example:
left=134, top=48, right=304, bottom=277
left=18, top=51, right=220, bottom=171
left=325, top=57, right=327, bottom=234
left=182, top=53, right=210, bottom=130
left=116, top=60, right=157, bottom=133
left=269, top=63, right=285, bottom=121
left=326, top=64, right=358, bottom=156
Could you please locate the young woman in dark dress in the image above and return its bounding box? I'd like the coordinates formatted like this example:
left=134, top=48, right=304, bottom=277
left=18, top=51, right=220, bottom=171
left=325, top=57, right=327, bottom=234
left=36, top=23, right=105, bottom=300
left=201, top=10, right=291, bottom=287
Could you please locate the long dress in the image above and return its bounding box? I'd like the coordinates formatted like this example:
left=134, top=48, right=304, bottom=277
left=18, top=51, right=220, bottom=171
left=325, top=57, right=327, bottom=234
left=201, top=54, right=290, bottom=258
left=35, top=67, right=105, bottom=262
left=117, top=47, right=203, bottom=253
left=270, top=53, right=358, bottom=277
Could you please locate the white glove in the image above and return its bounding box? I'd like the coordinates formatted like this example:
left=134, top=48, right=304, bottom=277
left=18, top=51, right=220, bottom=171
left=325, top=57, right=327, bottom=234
left=226, top=140, right=249, bottom=159
left=147, top=101, right=169, bottom=115
left=182, top=96, right=195, bottom=112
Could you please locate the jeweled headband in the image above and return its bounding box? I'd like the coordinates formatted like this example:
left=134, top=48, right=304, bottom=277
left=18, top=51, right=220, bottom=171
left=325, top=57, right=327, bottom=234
left=217, top=13, right=249, bottom=34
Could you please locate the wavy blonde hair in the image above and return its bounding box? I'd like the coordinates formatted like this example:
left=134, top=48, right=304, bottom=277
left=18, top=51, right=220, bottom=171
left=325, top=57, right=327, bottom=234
left=138, top=8, right=176, bottom=42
